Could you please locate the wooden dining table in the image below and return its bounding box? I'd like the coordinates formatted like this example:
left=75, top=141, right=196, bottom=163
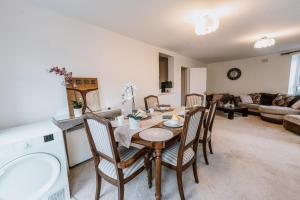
left=131, top=121, right=183, bottom=200
left=113, top=107, right=207, bottom=200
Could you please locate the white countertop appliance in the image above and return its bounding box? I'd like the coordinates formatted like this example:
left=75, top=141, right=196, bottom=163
left=0, top=121, right=70, bottom=200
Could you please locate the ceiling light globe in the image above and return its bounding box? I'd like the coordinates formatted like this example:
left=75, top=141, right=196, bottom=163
left=195, top=14, right=219, bottom=35
left=254, top=37, right=275, bottom=48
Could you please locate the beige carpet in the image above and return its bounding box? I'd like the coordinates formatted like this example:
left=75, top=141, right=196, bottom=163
left=69, top=114, right=300, bottom=200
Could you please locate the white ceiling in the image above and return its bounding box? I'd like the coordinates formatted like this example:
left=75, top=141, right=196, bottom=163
left=32, top=0, right=300, bottom=63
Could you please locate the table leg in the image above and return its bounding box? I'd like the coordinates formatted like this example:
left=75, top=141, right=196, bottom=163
left=243, top=109, right=248, bottom=117
left=155, top=148, right=162, bottom=200
left=228, top=110, right=234, bottom=120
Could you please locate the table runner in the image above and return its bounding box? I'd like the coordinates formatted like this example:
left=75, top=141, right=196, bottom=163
left=112, top=113, right=165, bottom=148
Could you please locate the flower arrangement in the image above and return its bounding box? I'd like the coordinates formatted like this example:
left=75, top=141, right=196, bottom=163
left=121, top=83, right=137, bottom=112
left=48, top=66, right=72, bottom=84
left=127, top=112, right=143, bottom=120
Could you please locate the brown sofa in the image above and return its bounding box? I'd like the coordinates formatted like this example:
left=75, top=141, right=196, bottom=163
left=237, top=93, right=300, bottom=124
left=207, top=93, right=300, bottom=124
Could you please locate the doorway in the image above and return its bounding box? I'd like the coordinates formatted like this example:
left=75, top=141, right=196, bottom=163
left=181, top=67, right=188, bottom=105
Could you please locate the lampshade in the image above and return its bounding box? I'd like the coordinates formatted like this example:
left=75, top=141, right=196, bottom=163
left=161, top=81, right=173, bottom=89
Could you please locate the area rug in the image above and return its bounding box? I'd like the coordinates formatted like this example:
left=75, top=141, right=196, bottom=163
left=69, top=115, right=300, bottom=200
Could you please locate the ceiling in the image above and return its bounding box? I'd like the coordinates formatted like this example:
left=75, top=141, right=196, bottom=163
left=32, top=0, right=300, bottom=63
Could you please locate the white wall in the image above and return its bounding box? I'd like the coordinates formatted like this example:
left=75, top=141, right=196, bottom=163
left=207, top=53, right=292, bottom=95
left=0, top=1, right=205, bottom=129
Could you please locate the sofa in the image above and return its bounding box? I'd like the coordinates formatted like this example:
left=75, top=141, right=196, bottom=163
left=283, top=115, right=300, bottom=135
left=206, top=93, right=300, bottom=124
left=237, top=93, right=300, bottom=124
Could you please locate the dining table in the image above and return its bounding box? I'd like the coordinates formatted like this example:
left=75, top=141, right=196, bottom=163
left=111, top=107, right=206, bottom=200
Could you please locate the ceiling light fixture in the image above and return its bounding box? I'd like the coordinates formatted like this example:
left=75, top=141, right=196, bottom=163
left=194, top=14, right=219, bottom=35
left=254, top=36, right=275, bottom=48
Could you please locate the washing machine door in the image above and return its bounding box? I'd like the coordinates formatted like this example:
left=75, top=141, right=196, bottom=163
left=0, top=153, right=61, bottom=200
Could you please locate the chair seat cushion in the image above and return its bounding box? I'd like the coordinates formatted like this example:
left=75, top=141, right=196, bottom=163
left=162, top=142, right=195, bottom=166
left=98, top=146, right=144, bottom=179
left=259, top=105, right=300, bottom=115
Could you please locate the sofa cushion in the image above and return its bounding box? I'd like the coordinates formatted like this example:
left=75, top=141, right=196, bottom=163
left=291, top=100, right=300, bottom=109
left=234, top=96, right=242, bottom=106
left=239, top=103, right=260, bottom=110
left=284, top=115, right=300, bottom=125
left=289, top=96, right=300, bottom=107
left=260, top=93, right=277, bottom=105
left=240, top=95, right=253, bottom=104
left=249, top=93, right=261, bottom=104
left=220, top=94, right=234, bottom=104
left=272, top=94, right=295, bottom=107
left=261, top=113, right=284, bottom=120
left=259, top=105, right=300, bottom=115
left=212, top=94, right=224, bottom=102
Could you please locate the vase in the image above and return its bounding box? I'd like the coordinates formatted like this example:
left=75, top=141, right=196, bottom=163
left=73, top=108, right=82, bottom=117
left=129, top=118, right=140, bottom=129
left=132, top=100, right=136, bottom=113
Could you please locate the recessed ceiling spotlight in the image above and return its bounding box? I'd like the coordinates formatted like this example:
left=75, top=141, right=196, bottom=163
left=254, top=36, right=275, bottom=48
left=195, top=14, right=219, bottom=35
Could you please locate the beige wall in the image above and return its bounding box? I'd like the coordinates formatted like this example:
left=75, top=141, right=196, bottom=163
left=207, top=54, right=292, bottom=95
left=0, top=1, right=205, bottom=129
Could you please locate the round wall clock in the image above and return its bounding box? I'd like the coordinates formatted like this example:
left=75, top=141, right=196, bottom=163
left=227, top=68, right=241, bottom=80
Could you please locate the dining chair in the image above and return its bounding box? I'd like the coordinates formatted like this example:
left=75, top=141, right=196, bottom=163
left=144, top=95, right=159, bottom=110
left=161, top=107, right=205, bottom=200
left=199, top=101, right=217, bottom=165
left=83, top=113, right=152, bottom=200
left=185, top=93, right=204, bottom=108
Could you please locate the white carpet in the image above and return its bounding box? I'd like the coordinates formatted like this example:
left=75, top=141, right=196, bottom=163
left=69, top=115, right=300, bottom=200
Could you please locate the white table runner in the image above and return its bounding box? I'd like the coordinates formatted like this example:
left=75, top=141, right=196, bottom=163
left=112, top=114, right=164, bottom=148
left=111, top=108, right=185, bottom=148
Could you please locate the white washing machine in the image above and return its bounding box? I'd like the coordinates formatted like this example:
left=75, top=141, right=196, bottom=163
left=0, top=121, right=70, bottom=200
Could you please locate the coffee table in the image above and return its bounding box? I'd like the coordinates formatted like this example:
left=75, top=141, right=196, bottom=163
left=218, top=106, right=248, bottom=120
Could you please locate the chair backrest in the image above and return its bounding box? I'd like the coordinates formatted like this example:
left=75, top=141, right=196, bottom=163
left=178, top=107, right=205, bottom=165
left=185, top=93, right=204, bottom=107
left=83, top=113, right=120, bottom=164
left=203, top=102, right=217, bottom=139
left=144, top=95, right=159, bottom=110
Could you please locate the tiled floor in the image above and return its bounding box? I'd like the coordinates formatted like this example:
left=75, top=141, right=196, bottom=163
left=70, top=115, right=300, bottom=200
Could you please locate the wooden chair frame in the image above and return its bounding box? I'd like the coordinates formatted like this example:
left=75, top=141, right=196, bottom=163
left=161, top=107, right=205, bottom=200
left=199, top=101, right=217, bottom=165
left=83, top=113, right=152, bottom=200
left=144, top=95, right=159, bottom=110
left=185, top=93, right=204, bottom=107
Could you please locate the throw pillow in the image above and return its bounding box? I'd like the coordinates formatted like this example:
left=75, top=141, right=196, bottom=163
left=249, top=93, right=261, bottom=104
left=221, top=94, right=233, bottom=104
left=288, top=95, right=300, bottom=107
left=234, top=96, right=242, bottom=106
left=272, top=94, right=295, bottom=106
left=292, top=100, right=300, bottom=109
left=260, top=93, right=278, bottom=105
left=240, top=95, right=253, bottom=104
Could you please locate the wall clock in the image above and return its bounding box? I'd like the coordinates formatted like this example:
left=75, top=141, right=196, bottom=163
left=227, top=68, right=241, bottom=80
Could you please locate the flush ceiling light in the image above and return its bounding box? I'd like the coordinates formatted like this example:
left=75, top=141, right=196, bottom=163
left=254, top=37, right=275, bottom=48
left=194, top=14, right=219, bottom=35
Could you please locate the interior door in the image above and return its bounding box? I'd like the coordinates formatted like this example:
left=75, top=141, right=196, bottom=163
left=181, top=67, right=188, bottom=105
left=189, top=68, right=207, bottom=94
left=0, top=153, right=61, bottom=200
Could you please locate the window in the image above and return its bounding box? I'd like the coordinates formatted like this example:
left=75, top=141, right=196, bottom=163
left=288, top=54, right=300, bottom=95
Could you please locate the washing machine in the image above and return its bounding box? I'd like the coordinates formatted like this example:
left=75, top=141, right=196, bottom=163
left=0, top=121, right=70, bottom=200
